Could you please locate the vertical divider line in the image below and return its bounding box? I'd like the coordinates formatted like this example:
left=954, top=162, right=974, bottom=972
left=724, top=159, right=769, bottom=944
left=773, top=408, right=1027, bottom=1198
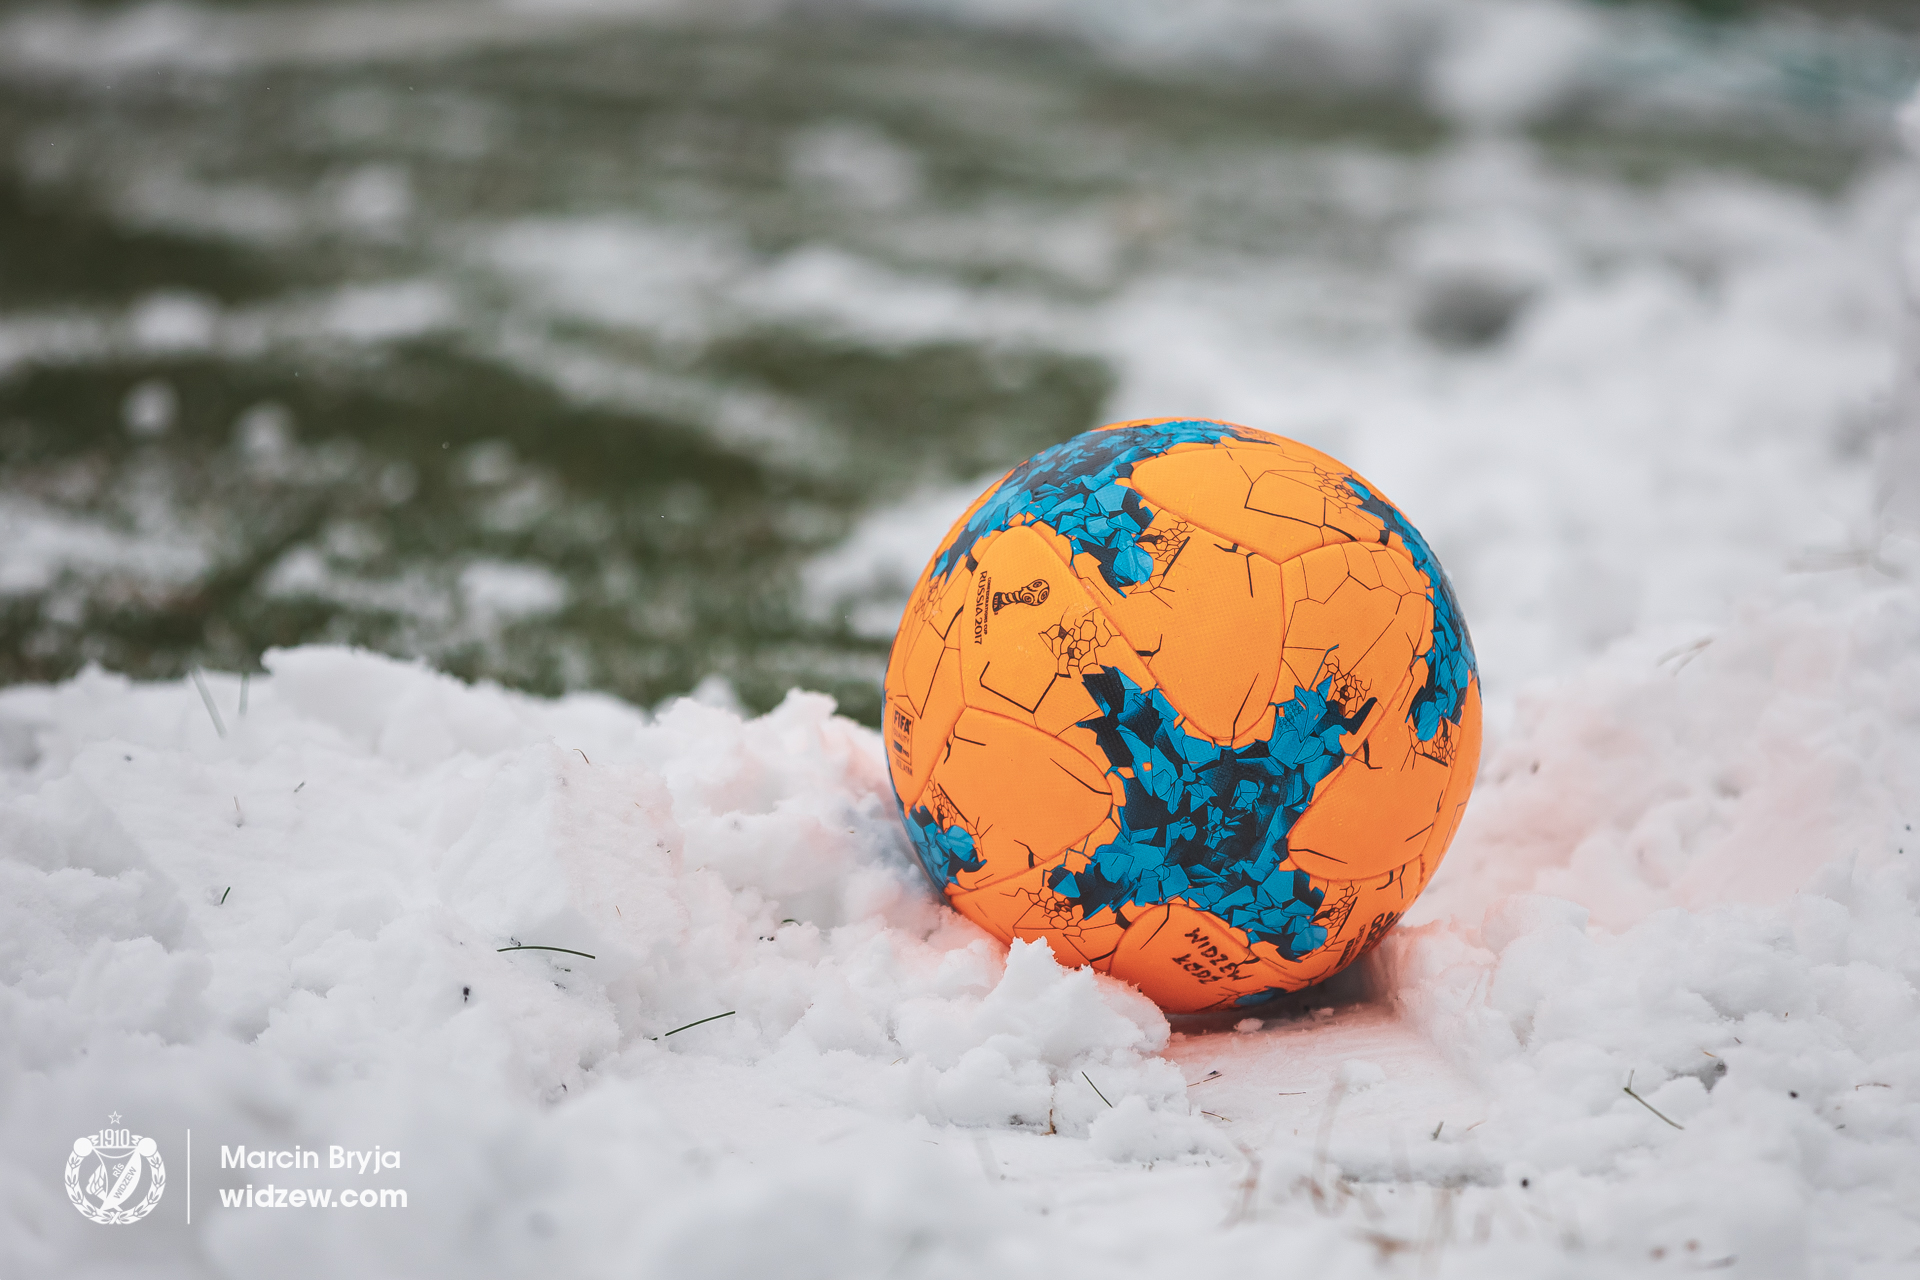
left=187, top=1129, right=191, bottom=1224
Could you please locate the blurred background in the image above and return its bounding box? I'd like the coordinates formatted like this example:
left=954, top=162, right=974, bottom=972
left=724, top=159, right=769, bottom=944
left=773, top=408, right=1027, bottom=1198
left=1, top=0, right=1915, bottom=726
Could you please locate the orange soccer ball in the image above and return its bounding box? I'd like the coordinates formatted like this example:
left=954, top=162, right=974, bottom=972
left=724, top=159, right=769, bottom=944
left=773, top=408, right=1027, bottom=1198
left=882, top=419, right=1481, bottom=1013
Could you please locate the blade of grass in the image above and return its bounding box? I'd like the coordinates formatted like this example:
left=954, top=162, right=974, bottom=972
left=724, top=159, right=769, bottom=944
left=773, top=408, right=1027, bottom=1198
left=1623, top=1071, right=1684, bottom=1130
left=496, top=944, right=596, bottom=959
left=190, top=668, right=227, bottom=739
left=653, top=1010, right=737, bottom=1040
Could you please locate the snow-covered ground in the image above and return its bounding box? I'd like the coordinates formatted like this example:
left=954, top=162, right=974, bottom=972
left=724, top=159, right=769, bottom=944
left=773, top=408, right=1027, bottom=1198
left=7, top=2, right=1920, bottom=1276
left=6, top=529, right=1920, bottom=1276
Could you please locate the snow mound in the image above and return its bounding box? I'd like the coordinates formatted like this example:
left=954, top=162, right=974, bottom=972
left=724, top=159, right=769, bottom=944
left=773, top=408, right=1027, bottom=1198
left=0, top=645, right=1200, bottom=1276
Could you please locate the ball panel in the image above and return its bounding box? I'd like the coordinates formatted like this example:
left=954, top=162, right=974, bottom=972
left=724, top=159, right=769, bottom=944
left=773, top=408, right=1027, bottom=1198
left=917, top=708, right=1114, bottom=893
left=887, top=500, right=977, bottom=676
left=1104, top=902, right=1294, bottom=1012
left=883, top=573, right=970, bottom=799
left=958, top=523, right=1083, bottom=720
left=1066, top=514, right=1288, bottom=747
left=956, top=523, right=1161, bottom=747
left=1243, top=854, right=1432, bottom=996
left=883, top=644, right=964, bottom=811
left=1127, top=435, right=1380, bottom=567
left=896, top=569, right=971, bottom=696
left=883, top=559, right=976, bottom=806
left=1416, top=673, right=1483, bottom=868
left=1284, top=720, right=1453, bottom=882
left=1342, top=476, right=1477, bottom=747
left=947, top=859, right=1128, bottom=969
left=1283, top=632, right=1471, bottom=882
left=1278, top=474, right=1480, bottom=891
left=1274, top=544, right=1433, bottom=762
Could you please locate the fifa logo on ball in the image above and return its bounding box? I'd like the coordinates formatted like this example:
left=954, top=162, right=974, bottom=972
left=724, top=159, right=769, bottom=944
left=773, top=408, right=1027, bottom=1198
left=66, top=1114, right=167, bottom=1224
left=991, top=578, right=1051, bottom=613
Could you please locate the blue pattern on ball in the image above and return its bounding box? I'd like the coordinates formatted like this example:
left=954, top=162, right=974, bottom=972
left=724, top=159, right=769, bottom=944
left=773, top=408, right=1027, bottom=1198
left=904, top=805, right=983, bottom=884
left=1345, top=478, right=1477, bottom=745
left=1044, top=667, right=1358, bottom=959
left=929, top=420, right=1240, bottom=592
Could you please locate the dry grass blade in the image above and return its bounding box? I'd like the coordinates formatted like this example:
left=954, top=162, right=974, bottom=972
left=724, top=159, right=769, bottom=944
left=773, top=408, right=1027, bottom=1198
left=1623, top=1071, right=1685, bottom=1130
left=1223, top=1140, right=1261, bottom=1226
left=652, top=1010, right=737, bottom=1040
left=1310, top=1080, right=1348, bottom=1212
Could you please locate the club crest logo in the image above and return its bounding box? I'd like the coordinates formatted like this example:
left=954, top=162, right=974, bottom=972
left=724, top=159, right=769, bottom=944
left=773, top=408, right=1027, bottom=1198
left=66, top=1114, right=166, bottom=1224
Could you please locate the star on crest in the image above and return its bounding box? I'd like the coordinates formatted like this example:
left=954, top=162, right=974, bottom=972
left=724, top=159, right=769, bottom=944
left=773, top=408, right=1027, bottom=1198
left=107, top=1112, right=122, bottom=1125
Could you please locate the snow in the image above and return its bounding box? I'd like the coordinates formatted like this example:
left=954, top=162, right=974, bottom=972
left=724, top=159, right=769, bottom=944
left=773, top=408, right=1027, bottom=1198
left=0, top=497, right=209, bottom=600
left=5, top=6, right=1920, bottom=1278
left=7, top=532, right=1920, bottom=1273
left=457, top=560, right=569, bottom=622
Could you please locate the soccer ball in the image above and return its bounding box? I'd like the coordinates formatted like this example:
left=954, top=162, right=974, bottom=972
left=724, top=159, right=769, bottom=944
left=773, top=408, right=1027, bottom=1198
left=882, top=419, right=1481, bottom=1013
